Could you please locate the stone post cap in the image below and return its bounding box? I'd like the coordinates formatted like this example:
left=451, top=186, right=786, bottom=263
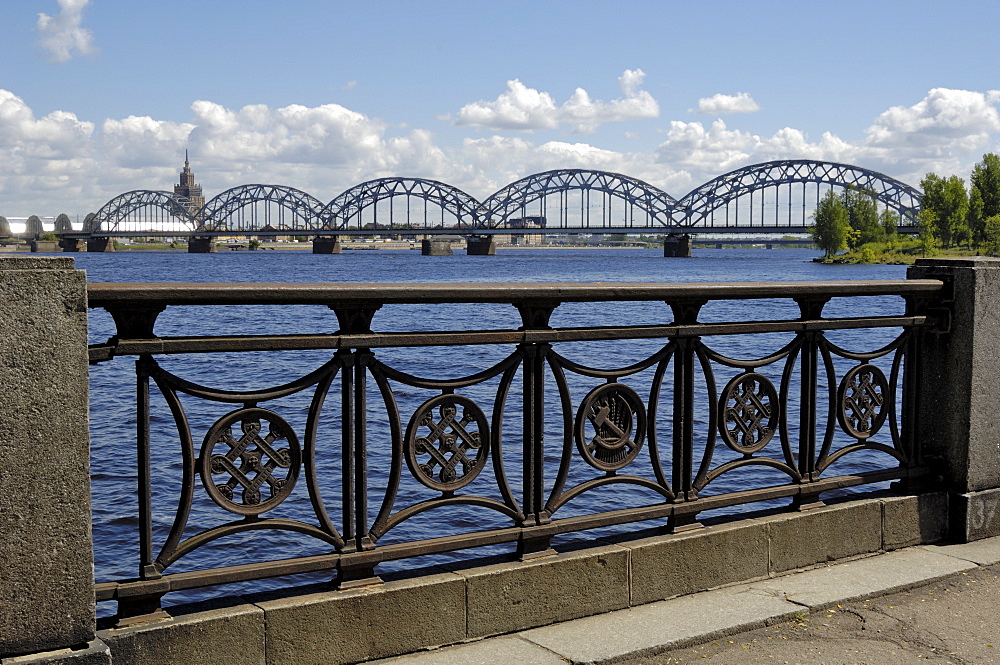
left=0, top=256, right=75, bottom=270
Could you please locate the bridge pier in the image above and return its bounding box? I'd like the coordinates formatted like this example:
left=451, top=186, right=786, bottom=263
left=188, top=237, right=217, bottom=253
left=312, top=236, right=343, bottom=254
left=421, top=238, right=453, bottom=256
left=663, top=234, right=692, bottom=257
left=29, top=240, right=59, bottom=253
left=59, top=238, right=85, bottom=252
left=87, top=237, right=115, bottom=252
left=466, top=235, right=496, bottom=255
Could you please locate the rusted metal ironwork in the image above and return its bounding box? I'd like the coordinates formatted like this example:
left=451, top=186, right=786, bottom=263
left=88, top=279, right=944, bottom=621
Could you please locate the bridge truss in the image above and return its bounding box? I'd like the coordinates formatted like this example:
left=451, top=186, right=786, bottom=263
left=478, top=169, right=681, bottom=229
left=322, top=178, right=481, bottom=230
left=89, top=191, right=197, bottom=234
left=675, top=160, right=923, bottom=228
left=85, top=160, right=925, bottom=237
left=196, top=185, right=327, bottom=233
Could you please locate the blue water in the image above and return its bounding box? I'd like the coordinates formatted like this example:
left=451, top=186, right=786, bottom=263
left=78, top=247, right=909, bottom=609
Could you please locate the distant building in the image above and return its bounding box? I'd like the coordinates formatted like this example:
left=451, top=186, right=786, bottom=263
left=505, top=216, right=545, bottom=246
left=174, top=150, right=205, bottom=215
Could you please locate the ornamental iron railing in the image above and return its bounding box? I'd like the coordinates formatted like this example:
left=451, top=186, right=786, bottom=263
left=86, top=279, right=943, bottom=619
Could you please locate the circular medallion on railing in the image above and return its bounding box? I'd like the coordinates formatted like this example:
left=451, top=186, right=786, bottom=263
left=405, top=394, right=490, bottom=492
left=719, top=372, right=779, bottom=455
left=575, top=383, right=646, bottom=472
left=199, top=407, right=300, bottom=516
left=838, top=363, right=889, bottom=439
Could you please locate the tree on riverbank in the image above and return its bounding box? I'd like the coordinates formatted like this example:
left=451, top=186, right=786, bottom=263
left=843, top=188, right=884, bottom=248
left=810, top=190, right=849, bottom=258
left=970, top=154, right=1000, bottom=247
left=920, top=173, right=970, bottom=248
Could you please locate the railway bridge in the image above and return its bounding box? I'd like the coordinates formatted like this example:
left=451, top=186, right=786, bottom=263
left=52, top=159, right=922, bottom=255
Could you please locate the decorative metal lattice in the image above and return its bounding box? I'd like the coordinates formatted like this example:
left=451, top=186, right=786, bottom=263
left=575, top=383, right=646, bottom=472
left=719, top=372, right=779, bottom=454
left=838, top=363, right=889, bottom=439
left=404, top=394, right=490, bottom=492
left=199, top=407, right=300, bottom=515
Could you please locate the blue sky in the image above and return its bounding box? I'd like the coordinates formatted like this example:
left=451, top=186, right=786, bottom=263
left=3, top=0, right=1000, bottom=217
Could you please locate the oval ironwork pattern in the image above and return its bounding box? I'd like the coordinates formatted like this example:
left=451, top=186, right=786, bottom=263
left=719, top=372, right=779, bottom=455
left=404, top=394, right=490, bottom=492
left=575, top=383, right=646, bottom=472
left=838, top=363, right=889, bottom=439
left=199, top=407, right=300, bottom=515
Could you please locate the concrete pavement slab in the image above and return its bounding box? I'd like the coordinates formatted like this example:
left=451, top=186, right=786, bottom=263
left=747, top=547, right=976, bottom=609
left=518, top=586, right=800, bottom=664
left=923, top=534, right=1000, bottom=565
left=369, top=637, right=567, bottom=665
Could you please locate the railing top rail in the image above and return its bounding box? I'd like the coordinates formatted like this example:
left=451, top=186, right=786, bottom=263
left=87, top=279, right=943, bottom=308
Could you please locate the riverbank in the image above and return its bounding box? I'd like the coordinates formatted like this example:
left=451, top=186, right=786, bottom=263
left=815, top=238, right=992, bottom=265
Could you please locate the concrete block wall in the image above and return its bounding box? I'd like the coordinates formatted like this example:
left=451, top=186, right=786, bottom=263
left=96, top=493, right=949, bottom=665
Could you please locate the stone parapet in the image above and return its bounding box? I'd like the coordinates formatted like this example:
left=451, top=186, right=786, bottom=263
left=98, top=493, right=948, bottom=665
left=909, top=258, right=1000, bottom=540
left=0, top=256, right=94, bottom=659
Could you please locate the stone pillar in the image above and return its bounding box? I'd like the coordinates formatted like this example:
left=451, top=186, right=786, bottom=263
left=187, top=237, right=217, bottom=253
left=663, top=234, right=692, bottom=257
left=908, top=257, right=1000, bottom=541
left=0, top=257, right=108, bottom=661
left=29, top=240, right=59, bottom=253
left=421, top=238, right=453, bottom=256
left=466, top=236, right=496, bottom=255
left=59, top=238, right=85, bottom=252
left=87, top=237, right=116, bottom=253
left=312, top=236, right=343, bottom=254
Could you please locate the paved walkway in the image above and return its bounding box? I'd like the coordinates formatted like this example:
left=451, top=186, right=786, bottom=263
left=373, top=537, right=1000, bottom=665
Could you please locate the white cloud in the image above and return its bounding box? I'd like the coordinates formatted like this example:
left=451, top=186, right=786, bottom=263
left=865, top=88, right=1000, bottom=152
left=36, top=0, right=97, bottom=63
left=694, top=92, right=761, bottom=115
left=453, top=69, right=659, bottom=133
left=453, top=80, right=560, bottom=132
left=4, top=86, right=1000, bottom=217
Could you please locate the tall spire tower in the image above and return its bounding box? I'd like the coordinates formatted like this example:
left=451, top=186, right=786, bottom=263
left=174, top=150, right=205, bottom=215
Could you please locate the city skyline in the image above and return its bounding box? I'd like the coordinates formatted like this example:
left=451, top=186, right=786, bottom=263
left=3, top=0, right=1000, bottom=220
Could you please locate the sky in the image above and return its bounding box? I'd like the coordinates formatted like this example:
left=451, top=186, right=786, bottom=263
left=3, top=0, right=1000, bottom=219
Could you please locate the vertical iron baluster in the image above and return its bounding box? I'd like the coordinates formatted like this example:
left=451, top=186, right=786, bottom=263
left=515, top=302, right=558, bottom=559
left=330, top=305, right=382, bottom=587
left=897, top=292, right=933, bottom=489
left=353, top=350, right=371, bottom=550
left=136, top=355, right=154, bottom=578
left=794, top=297, right=829, bottom=509
left=339, top=350, right=356, bottom=550
left=667, top=300, right=704, bottom=532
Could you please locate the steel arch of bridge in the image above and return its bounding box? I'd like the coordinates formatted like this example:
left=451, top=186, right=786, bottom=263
left=87, top=159, right=925, bottom=236
left=91, top=190, right=197, bottom=234
left=322, top=177, right=482, bottom=230
left=477, top=169, right=680, bottom=228
left=675, top=160, right=923, bottom=227
left=197, top=184, right=327, bottom=232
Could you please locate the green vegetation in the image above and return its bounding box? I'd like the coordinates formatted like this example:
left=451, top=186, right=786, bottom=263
left=811, top=152, right=1000, bottom=264
left=810, top=190, right=849, bottom=258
